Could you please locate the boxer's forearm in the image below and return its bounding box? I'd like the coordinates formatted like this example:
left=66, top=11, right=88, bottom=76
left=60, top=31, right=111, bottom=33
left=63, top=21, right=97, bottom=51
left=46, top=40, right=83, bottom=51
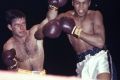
left=47, top=8, right=58, bottom=21
left=79, top=31, right=105, bottom=48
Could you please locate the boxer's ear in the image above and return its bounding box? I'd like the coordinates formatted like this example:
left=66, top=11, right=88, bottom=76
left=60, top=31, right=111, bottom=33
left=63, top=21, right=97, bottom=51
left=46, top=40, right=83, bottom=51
left=72, top=0, right=74, bottom=6
left=8, top=24, right=12, bottom=31
left=88, top=0, right=91, bottom=6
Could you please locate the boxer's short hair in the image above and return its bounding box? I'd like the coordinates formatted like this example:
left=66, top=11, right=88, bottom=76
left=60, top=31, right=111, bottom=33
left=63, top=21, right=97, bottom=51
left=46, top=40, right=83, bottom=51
left=72, top=0, right=91, bottom=2
left=5, top=9, right=26, bottom=24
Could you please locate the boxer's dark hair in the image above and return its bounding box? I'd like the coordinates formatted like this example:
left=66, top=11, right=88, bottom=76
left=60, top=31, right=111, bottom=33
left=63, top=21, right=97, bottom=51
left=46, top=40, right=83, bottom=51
left=72, top=0, right=91, bottom=2
left=5, top=9, right=26, bottom=25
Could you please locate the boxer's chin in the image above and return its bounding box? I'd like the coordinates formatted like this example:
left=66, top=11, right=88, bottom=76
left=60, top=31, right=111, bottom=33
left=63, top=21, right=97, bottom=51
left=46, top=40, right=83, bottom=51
left=18, top=34, right=25, bottom=38
left=18, top=32, right=27, bottom=37
left=78, top=12, right=86, bottom=17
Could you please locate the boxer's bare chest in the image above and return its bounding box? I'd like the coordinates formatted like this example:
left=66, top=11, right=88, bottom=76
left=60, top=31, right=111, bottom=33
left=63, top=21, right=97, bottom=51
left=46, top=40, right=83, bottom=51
left=13, top=38, right=38, bottom=61
left=68, top=12, right=95, bottom=52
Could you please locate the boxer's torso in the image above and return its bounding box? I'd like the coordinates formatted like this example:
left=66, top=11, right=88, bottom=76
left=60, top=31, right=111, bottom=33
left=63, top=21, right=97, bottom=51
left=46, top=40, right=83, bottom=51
left=6, top=30, right=44, bottom=71
left=63, top=10, right=97, bottom=54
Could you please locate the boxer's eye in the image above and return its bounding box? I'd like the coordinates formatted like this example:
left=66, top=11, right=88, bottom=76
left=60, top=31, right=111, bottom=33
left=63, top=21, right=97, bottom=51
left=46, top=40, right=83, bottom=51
left=13, top=24, right=21, bottom=27
left=74, top=2, right=79, bottom=5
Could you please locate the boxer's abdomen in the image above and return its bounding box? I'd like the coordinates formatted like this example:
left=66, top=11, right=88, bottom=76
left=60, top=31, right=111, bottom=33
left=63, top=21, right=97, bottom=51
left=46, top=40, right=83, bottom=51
left=68, top=35, right=93, bottom=54
left=18, top=53, right=44, bottom=71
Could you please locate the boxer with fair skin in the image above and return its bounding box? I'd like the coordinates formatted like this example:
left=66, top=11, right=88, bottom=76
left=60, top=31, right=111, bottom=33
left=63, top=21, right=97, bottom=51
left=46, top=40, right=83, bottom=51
left=2, top=1, right=59, bottom=73
left=48, top=0, right=110, bottom=79
left=3, top=0, right=68, bottom=74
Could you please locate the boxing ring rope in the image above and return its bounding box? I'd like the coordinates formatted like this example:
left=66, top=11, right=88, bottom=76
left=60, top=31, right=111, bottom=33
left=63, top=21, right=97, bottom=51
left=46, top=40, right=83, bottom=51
left=0, top=70, right=80, bottom=80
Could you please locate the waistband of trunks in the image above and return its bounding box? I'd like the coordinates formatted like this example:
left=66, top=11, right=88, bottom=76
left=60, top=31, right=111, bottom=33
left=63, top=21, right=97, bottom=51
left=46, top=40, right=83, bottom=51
left=77, top=47, right=103, bottom=62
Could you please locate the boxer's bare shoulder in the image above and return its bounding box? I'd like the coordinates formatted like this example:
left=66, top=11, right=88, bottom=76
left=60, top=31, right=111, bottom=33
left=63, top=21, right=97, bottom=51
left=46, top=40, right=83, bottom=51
left=87, top=10, right=103, bottom=21
left=57, top=10, right=74, bottom=19
left=94, top=10, right=103, bottom=22
left=65, top=10, right=75, bottom=15
left=3, top=38, right=14, bottom=51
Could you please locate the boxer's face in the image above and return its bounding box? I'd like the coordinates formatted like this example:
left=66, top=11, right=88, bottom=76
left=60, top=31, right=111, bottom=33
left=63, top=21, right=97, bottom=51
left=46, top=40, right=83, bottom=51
left=8, top=17, right=27, bottom=37
left=72, top=0, right=90, bottom=17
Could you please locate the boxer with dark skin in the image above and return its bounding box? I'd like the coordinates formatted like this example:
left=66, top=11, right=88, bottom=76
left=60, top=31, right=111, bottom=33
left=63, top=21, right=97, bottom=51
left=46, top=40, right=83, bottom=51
left=58, top=0, right=110, bottom=80
left=58, top=0, right=105, bottom=52
left=54, top=0, right=110, bottom=79
left=31, top=0, right=110, bottom=79
left=2, top=0, right=67, bottom=73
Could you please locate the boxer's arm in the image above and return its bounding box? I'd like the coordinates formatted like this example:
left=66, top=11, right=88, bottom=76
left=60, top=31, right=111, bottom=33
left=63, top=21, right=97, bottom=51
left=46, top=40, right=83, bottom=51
left=79, top=11, right=105, bottom=48
left=47, top=7, right=58, bottom=21
left=33, top=0, right=69, bottom=39
left=33, top=9, right=58, bottom=40
left=3, top=41, right=18, bottom=70
left=32, top=0, right=69, bottom=39
left=56, top=10, right=74, bottom=20
left=30, top=19, right=49, bottom=40
left=30, top=7, right=58, bottom=40
left=97, top=73, right=111, bottom=80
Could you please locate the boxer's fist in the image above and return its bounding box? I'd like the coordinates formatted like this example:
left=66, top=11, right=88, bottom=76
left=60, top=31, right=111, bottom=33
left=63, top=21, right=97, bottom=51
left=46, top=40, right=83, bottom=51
left=2, top=49, right=18, bottom=69
left=60, top=17, right=75, bottom=34
left=60, top=17, right=82, bottom=38
left=43, top=19, right=62, bottom=38
left=48, top=0, right=67, bottom=9
left=35, top=19, right=62, bottom=39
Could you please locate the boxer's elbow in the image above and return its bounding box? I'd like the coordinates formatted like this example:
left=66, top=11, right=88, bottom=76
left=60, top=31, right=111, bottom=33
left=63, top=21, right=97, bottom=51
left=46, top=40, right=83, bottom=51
left=96, top=38, right=105, bottom=48
left=97, top=73, right=111, bottom=80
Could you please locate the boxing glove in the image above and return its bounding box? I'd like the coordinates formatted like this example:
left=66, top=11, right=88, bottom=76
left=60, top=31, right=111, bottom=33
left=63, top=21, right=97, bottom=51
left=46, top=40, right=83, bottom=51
left=35, top=19, right=62, bottom=39
left=2, top=48, right=18, bottom=70
left=48, top=0, right=67, bottom=10
left=43, top=19, right=62, bottom=38
left=59, top=17, right=82, bottom=38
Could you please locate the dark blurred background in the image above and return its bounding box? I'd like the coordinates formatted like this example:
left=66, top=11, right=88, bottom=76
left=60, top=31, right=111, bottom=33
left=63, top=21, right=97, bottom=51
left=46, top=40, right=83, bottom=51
left=0, top=0, right=120, bottom=79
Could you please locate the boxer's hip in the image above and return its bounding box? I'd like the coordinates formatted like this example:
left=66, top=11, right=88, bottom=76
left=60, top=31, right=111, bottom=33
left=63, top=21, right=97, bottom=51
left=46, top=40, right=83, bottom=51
left=77, top=47, right=103, bottom=62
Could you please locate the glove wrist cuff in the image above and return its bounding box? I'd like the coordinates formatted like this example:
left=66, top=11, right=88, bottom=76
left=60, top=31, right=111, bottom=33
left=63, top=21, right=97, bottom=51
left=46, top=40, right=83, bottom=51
left=71, top=26, right=82, bottom=38
left=49, top=5, right=58, bottom=11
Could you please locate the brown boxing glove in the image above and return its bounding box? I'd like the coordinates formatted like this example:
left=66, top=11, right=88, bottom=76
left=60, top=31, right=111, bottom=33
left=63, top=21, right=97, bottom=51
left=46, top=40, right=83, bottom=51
left=35, top=19, right=62, bottom=39
left=2, top=48, right=18, bottom=70
left=60, top=17, right=82, bottom=38
left=48, top=0, right=68, bottom=10
left=43, top=19, right=62, bottom=38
